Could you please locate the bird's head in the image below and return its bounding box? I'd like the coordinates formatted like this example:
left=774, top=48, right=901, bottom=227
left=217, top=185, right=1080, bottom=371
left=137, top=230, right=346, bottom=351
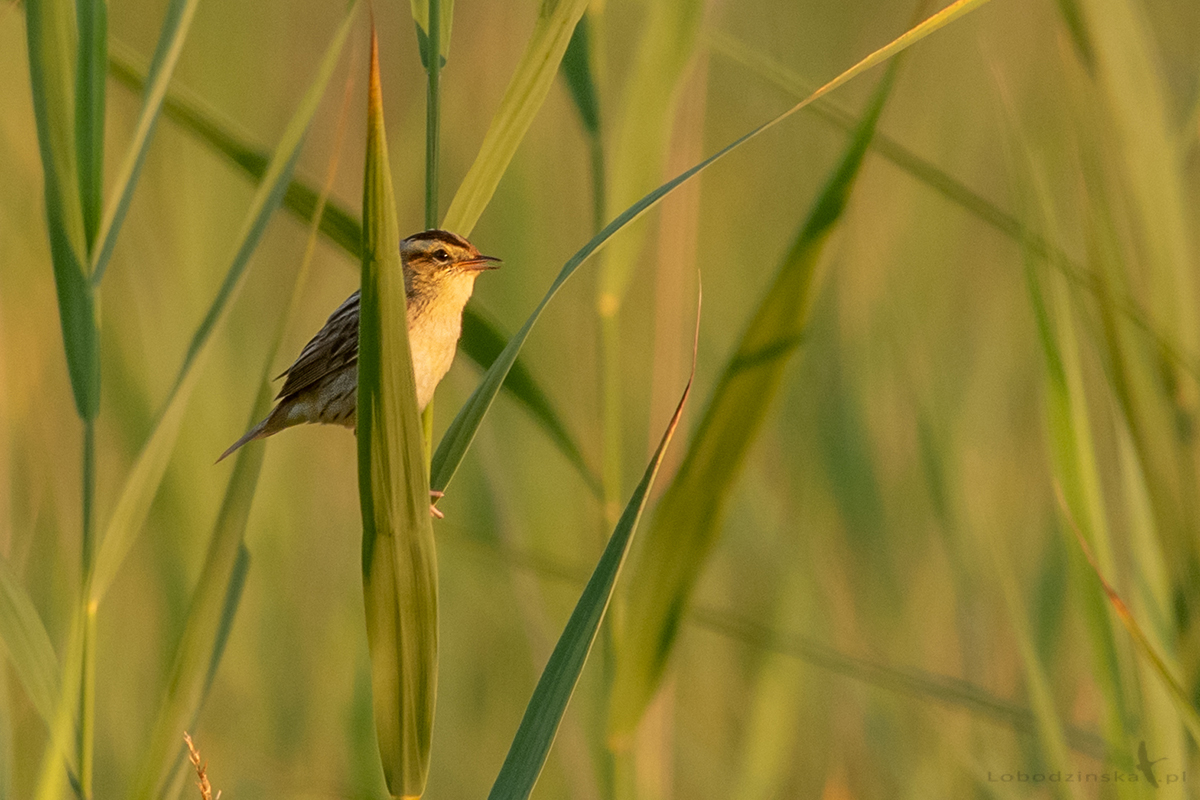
left=400, top=229, right=500, bottom=314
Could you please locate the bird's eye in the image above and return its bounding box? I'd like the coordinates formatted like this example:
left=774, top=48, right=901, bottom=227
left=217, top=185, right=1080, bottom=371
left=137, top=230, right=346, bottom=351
left=433, top=248, right=451, bottom=262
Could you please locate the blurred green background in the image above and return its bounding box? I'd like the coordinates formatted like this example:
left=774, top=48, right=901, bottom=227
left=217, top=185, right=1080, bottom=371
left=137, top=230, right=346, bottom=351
left=3, top=0, right=1200, bottom=797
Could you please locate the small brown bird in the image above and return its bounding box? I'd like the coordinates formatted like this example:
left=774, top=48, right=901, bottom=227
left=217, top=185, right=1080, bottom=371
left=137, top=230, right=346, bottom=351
left=219, top=229, right=499, bottom=463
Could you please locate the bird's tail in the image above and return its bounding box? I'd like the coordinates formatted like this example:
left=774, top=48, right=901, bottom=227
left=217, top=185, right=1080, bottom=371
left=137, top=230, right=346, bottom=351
left=216, top=406, right=291, bottom=463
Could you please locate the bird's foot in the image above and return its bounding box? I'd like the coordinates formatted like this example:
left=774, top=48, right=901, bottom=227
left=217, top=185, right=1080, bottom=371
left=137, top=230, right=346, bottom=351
left=430, top=489, right=445, bottom=519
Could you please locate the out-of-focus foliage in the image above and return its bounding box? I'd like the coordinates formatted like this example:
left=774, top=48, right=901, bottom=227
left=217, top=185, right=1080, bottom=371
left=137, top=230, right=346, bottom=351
left=2, top=0, right=1199, bottom=797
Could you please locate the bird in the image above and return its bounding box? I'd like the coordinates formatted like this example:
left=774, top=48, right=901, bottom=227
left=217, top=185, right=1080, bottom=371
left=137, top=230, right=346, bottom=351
left=219, top=228, right=499, bottom=465
left=1136, top=741, right=1167, bottom=787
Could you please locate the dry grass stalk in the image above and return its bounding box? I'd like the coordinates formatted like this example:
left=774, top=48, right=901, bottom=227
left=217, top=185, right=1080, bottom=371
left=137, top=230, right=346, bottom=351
left=183, top=731, right=221, bottom=800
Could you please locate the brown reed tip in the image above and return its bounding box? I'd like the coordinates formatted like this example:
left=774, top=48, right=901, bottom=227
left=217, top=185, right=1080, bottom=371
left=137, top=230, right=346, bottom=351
left=184, top=731, right=221, bottom=800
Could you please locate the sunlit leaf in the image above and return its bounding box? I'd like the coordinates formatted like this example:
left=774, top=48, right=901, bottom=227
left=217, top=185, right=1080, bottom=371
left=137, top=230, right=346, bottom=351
left=440, top=0, right=589, bottom=235
left=358, top=29, right=438, bottom=798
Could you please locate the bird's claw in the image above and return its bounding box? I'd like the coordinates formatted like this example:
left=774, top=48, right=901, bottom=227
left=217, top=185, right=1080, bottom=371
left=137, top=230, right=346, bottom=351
left=430, top=489, right=445, bottom=519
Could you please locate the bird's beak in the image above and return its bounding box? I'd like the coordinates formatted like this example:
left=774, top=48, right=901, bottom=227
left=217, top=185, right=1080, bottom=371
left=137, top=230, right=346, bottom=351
left=460, top=254, right=502, bottom=271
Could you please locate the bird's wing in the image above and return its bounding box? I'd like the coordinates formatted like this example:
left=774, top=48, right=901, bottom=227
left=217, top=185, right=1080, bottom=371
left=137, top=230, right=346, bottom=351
left=276, top=290, right=361, bottom=400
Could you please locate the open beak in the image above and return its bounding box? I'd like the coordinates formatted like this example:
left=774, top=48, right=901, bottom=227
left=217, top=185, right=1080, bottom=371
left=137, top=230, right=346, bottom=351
left=460, top=254, right=502, bottom=271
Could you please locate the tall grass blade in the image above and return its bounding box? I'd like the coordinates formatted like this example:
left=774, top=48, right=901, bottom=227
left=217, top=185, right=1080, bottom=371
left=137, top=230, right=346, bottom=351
left=1057, top=487, right=1200, bottom=746
left=90, top=0, right=201, bottom=284
left=74, top=0, right=106, bottom=250
left=487, top=293, right=698, bottom=800
left=87, top=5, right=356, bottom=603
left=597, top=0, right=703, bottom=308
left=26, top=0, right=99, bottom=420
left=128, top=398, right=268, bottom=800
left=607, top=65, right=896, bottom=740
left=134, top=55, right=357, bottom=797
left=431, top=0, right=994, bottom=495
left=105, top=48, right=597, bottom=493
left=358, top=30, right=438, bottom=798
left=440, top=0, right=589, bottom=235
left=990, top=535, right=1076, bottom=799
left=32, top=613, right=84, bottom=800
left=0, top=556, right=60, bottom=732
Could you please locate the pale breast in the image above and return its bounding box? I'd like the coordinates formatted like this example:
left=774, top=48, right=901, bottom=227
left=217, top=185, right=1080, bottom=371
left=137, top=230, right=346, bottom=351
left=405, top=275, right=475, bottom=412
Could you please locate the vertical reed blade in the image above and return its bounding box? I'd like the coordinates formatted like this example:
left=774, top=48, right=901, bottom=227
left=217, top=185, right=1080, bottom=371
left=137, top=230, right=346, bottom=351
left=25, top=0, right=99, bottom=420
left=358, top=27, right=439, bottom=799
left=607, top=63, right=898, bottom=741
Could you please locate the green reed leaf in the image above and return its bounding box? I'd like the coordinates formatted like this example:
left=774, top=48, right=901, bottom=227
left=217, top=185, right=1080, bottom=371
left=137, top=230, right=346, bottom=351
left=134, top=52, right=358, bottom=799
left=128, top=393, right=268, bottom=800
left=105, top=47, right=597, bottom=496
left=607, top=64, right=896, bottom=740
left=488, top=312, right=696, bottom=800
left=440, top=0, right=589, bottom=235
left=88, top=5, right=355, bottom=603
left=90, top=0, right=201, bottom=284
left=1004, top=96, right=1136, bottom=749
left=74, top=0, right=106, bottom=250
left=431, top=0, right=994, bottom=496
left=26, top=0, right=99, bottom=420
left=0, top=556, right=60, bottom=733
left=597, top=0, right=703, bottom=309
left=560, top=13, right=599, bottom=137
left=358, top=30, right=438, bottom=799
left=410, top=0, right=454, bottom=68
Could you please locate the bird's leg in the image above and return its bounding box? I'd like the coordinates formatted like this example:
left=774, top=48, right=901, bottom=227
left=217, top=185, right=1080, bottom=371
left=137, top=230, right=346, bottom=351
left=430, top=489, right=445, bottom=519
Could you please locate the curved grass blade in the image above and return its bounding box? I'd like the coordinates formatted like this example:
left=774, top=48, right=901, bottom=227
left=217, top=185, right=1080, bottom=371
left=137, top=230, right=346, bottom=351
left=358, top=30, right=438, bottom=799
left=708, top=30, right=1200, bottom=386
left=607, top=63, right=897, bottom=741
left=105, top=48, right=598, bottom=496
left=0, top=555, right=60, bottom=733
left=26, top=0, right=99, bottom=420
left=488, top=289, right=698, bottom=800
left=89, top=0, right=201, bottom=284
left=88, top=5, right=356, bottom=603
left=431, top=0, right=994, bottom=496
left=440, top=0, right=589, bottom=235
